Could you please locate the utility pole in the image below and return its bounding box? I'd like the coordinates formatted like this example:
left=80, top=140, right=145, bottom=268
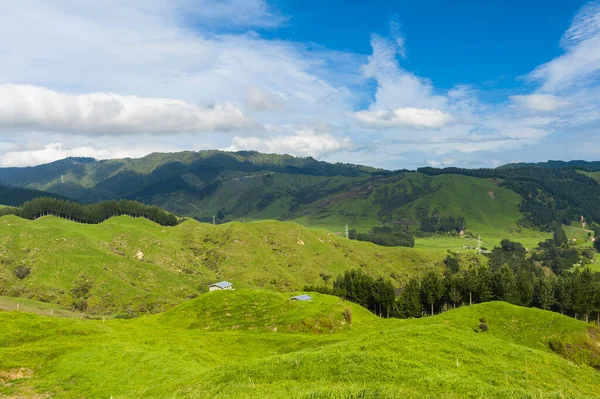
left=345, top=224, right=349, bottom=239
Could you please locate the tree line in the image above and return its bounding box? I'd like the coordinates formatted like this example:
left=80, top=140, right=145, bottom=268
left=416, top=205, right=467, bottom=234
left=348, top=225, right=415, bottom=247
left=0, top=197, right=179, bottom=226
left=308, top=227, right=600, bottom=325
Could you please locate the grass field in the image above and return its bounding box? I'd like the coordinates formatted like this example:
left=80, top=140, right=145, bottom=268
left=1, top=291, right=599, bottom=398
left=0, top=215, right=443, bottom=315
left=293, top=173, right=554, bottom=252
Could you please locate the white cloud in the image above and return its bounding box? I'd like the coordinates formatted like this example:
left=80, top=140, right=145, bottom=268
left=510, top=94, right=571, bottom=112
left=359, top=34, right=447, bottom=110
left=389, top=21, right=407, bottom=59
left=228, top=128, right=353, bottom=157
left=0, top=84, right=256, bottom=135
left=0, top=142, right=159, bottom=167
left=245, top=85, right=284, bottom=112
left=176, top=0, right=287, bottom=28
left=352, top=108, right=453, bottom=129
left=0, top=0, right=598, bottom=169
left=529, top=1, right=600, bottom=92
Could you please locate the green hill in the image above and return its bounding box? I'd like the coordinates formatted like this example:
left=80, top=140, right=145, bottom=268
left=1, top=297, right=599, bottom=398
left=0, top=215, right=442, bottom=315
left=0, top=151, right=528, bottom=232
left=158, top=289, right=376, bottom=333
left=2, top=151, right=600, bottom=242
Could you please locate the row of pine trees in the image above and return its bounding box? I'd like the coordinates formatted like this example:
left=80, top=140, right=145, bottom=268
left=0, top=197, right=179, bottom=226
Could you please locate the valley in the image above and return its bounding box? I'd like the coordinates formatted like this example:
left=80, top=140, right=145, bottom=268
left=2, top=152, right=600, bottom=398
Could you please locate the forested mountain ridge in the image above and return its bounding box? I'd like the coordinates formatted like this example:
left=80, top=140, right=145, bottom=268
left=0, top=184, right=68, bottom=206
left=498, top=160, right=600, bottom=171
left=1, top=151, right=600, bottom=232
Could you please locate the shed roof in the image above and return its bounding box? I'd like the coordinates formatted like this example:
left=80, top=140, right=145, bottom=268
left=290, top=294, right=312, bottom=301
left=209, top=281, right=232, bottom=289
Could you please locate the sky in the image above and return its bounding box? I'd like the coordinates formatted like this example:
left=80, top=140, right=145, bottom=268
left=0, top=0, right=599, bottom=170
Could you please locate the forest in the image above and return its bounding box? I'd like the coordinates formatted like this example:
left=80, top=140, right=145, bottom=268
left=308, top=226, right=600, bottom=324
left=0, top=197, right=179, bottom=226
left=348, top=225, right=415, bottom=247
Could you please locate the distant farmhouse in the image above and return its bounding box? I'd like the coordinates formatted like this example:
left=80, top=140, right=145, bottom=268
left=209, top=281, right=233, bottom=291
left=290, top=294, right=312, bottom=301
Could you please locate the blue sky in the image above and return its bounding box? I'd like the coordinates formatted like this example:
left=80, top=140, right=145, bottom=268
left=0, top=0, right=598, bottom=169
left=271, top=0, right=585, bottom=89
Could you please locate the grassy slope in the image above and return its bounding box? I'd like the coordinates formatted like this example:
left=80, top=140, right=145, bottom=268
left=577, top=170, right=600, bottom=183
left=0, top=215, right=442, bottom=314
left=1, top=294, right=599, bottom=398
left=294, top=173, right=550, bottom=252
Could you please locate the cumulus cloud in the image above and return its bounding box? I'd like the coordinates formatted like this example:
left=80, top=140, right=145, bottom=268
left=351, top=33, right=455, bottom=132
left=228, top=128, right=353, bottom=157
left=0, top=84, right=256, bottom=135
left=510, top=94, right=572, bottom=112
left=359, top=34, right=447, bottom=110
left=353, top=107, right=453, bottom=129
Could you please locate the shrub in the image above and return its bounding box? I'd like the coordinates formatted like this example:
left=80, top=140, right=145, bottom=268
left=343, top=307, right=353, bottom=325
left=71, top=275, right=94, bottom=299
left=479, top=323, right=489, bottom=332
left=14, top=265, right=30, bottom=279
left=479, top=316, right=487, bottom=324
left=73, top=299, right=88, bottom=311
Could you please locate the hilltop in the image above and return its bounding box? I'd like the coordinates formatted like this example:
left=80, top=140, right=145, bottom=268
left=0, top=151, right=534, bottom=235
left=0, top=214, right=442, bottom=315
left=1, top=297, right=599, bottom=398
left=2, top=151, right=600, bottom=244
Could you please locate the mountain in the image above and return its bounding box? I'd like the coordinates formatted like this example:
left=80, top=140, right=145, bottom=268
left=0, top=215, right=442, bottom=315
left=0, top=184, right=68, bottom=206
left=2, top=151, right=600, bottom=233
left=0, top=151, right=382, bottom=222
left=498, top=160, right=600, bottom=171
left=2, top=299, right=599, bottom=398
left=0, top=151, right=525, bottom=233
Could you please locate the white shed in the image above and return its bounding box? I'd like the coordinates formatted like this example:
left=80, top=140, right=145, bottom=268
left=208, top=281, right=233, bottom=291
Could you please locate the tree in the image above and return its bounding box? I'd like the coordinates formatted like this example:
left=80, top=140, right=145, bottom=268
left=492, top=264, right=518, bottom=304
left=516, top=270, right=534, bottom=307
left=446, top=272, right=463, bottom=308
left=551, top=222, right=568, bottom=247
left=398, top=278, right=421, bottom=318
left=533, top=276, right=556, bottom=310
left=420, top=271, right=445, bottom=316
left=443, top=252, right=461, bottom=274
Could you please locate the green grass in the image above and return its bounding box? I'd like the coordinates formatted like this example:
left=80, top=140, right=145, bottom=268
left=577, top=170, right=600, bottom=184
left=0, top=215, right=442, bottom=315
left=294, top=173, right=552, bottom=252
left=1, top=293, right=599, bottom=398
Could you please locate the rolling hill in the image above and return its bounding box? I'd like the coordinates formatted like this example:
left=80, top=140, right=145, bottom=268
left=0, top=151, right=531, bottom=235
left=1, top=296, right=599, bottom=398
left=0, top=214, right=442, bottom=315
left=2, top=151, right=600, bottom=240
